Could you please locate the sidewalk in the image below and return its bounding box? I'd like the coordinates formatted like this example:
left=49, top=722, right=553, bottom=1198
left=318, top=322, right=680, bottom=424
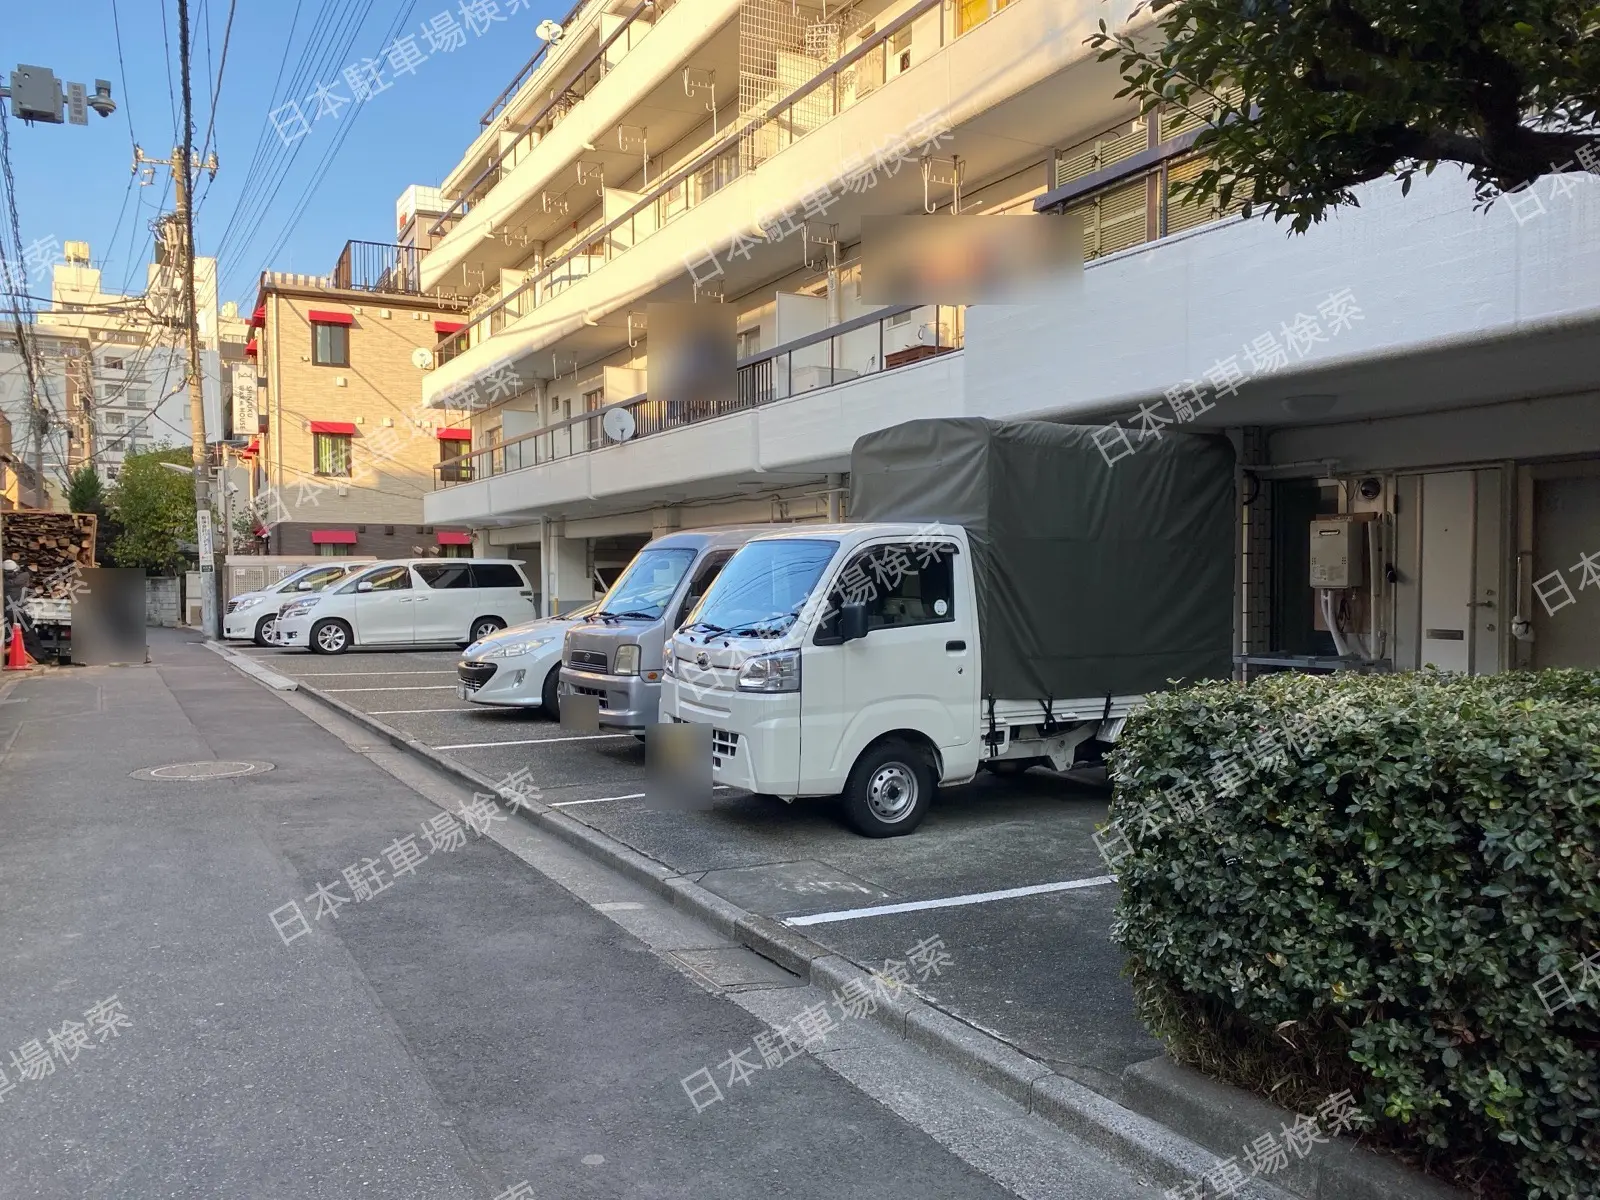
left=0, top=630, right=1161, bottom=1200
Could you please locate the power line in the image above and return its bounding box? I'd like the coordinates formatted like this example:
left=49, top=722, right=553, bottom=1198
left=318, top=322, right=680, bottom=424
left=198, top=0, right=239, bottom=179
left=0, top=101, right=47, bottom=475
left=159, top=0, right=182, bottom=140
left=108, top=0, right=141, bottom=154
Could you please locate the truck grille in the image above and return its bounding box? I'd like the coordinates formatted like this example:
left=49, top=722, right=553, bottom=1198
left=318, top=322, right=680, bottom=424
left=712, top=728, right=739, bottom=766
left=457, top=662, right=497, bottom=692
left=571, top=684, right=607, bottom=700
left=568, top=649, right=607, bottom=670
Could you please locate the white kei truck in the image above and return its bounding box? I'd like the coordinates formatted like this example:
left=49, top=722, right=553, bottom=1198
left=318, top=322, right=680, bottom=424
left=659, top=418, right=1237, bottom=837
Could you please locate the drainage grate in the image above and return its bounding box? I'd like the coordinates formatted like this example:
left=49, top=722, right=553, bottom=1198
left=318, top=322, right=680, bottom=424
left=130, top=761, right=275, bottom=782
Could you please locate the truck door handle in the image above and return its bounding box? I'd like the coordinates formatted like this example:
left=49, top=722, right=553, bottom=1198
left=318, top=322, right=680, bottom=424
left=945, top=640, right=966, bottom=651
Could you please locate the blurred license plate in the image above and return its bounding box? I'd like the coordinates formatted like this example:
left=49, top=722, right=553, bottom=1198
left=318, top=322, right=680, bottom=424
left=456, top=683, right=471, bottom=700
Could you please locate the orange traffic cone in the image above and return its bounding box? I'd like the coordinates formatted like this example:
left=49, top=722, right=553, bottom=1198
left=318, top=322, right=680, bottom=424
left=3, top=623, right=28, bottom=670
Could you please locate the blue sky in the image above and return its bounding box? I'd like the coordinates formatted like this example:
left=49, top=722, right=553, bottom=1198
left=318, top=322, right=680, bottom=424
left=5, top=0, right=558, bottom=309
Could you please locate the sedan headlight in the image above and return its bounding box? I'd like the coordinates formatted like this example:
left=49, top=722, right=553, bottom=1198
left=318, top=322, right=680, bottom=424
left=613, top=644, right=641, bottom=675
left=737, top=649, right=800, bottom=693
left=479, top=636, right=555, bottom=660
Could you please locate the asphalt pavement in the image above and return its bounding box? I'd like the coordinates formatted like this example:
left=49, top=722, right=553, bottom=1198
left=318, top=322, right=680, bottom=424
left=236, top=640, right=1164, bottom=1097
left=0, top=630, right=1167, bottom=1199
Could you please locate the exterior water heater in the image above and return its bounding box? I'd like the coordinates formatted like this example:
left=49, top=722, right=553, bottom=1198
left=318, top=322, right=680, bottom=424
left=1309, top=518, right=1367, bottom=589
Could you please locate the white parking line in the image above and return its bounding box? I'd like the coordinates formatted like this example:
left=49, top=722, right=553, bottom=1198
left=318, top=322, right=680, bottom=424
left=782, top=875, right=1119, bottom=927
left=286, top=670, right=456, bottom=677
left=431, top=733, right=634, bottom=750
left=369, top=707, right=481, bottom=715
left=325, top=685, right=459, bottom=693
left=548, top=785, right=730, bottom=808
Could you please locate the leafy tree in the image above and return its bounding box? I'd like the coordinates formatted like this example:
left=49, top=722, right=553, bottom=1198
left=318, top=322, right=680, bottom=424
left=1091, top=0, right=1600, bottom=231
left=106, top=448, right=196, bottom=573
left=65, top=466, right=105, bottom=515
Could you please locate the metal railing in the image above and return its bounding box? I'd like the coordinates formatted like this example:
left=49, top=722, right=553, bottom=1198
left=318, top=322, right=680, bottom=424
left=434, top=302, right=962, bottom=488
left=431, top=0, right=665, bottom=239
left=331, top=241, right=425, bottom=295
left=478, top=0, right=594, bottom=128
left=433, top=0, right=947, bottom=367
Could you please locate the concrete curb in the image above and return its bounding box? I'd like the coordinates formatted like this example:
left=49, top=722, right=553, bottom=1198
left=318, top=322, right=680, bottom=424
left=212, top=644, right=1439, bottom=1199
left=202, top=641, right=300, bottom=691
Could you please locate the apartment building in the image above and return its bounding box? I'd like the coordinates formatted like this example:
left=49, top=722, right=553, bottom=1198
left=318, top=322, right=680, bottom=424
left=248, top=238, right=475, bottom=559
left=0, top=323, right=94, bottom=491
left=413, top=0, right=1600, bottom=670
left=31, top=237, right=231, bottom=482
left=0, top=410, right=48, bottom=510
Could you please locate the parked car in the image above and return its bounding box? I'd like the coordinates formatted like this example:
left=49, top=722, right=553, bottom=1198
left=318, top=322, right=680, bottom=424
left=559, top=526, right=773, bottom=733
left=223, top=562, right=366, bottom=646
left=455, top=600, right=602, bottom=716
left=273, top=559, right=536, bottom=655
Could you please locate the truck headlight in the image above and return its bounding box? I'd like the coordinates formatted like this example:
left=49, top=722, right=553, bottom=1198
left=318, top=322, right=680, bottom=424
left=613, top=644, right=641, bottom=675
left=662, top=641, right=676, bottom=679
left=737, top=649, right=800, bottom=693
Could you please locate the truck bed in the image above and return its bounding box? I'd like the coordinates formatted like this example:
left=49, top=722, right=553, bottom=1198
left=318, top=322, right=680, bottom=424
left=988, top=695, right=1143, bottom=729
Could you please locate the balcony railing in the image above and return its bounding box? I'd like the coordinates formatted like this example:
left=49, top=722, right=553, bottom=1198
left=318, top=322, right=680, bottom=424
left=431, top=0, right=670, bottom=238
left=434, top=302, right=963, bottom=487
left=434, top=0, right=947, bottom=367
left=478, top=0, right=594, bottom=128
left=331, top=241, right=426, bottom=295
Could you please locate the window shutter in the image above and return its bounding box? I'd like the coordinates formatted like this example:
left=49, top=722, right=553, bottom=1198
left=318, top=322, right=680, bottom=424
left=1158, top=85, right=1245, bottom=142
left=1054, top=117, right=1146, bottom=190
left=1164, top=154, right=1245, bottom=235
left=1066, top=177, right=1149, bottom=261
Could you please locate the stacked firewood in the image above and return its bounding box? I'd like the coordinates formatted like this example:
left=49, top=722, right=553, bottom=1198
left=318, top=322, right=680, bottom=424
left=2, top=511, right=98, bottom=592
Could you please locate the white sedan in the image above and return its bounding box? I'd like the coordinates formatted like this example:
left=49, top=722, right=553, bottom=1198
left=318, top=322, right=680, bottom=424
left=455, top=601, right=601, bottom=716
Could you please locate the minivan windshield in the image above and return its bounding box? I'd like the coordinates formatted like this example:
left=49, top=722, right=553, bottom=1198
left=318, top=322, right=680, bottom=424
left=596, top=547, right=697, bottom=621
left=685, top=539, right=839, bottom=638
left=275, top=564, right=350, bottom=594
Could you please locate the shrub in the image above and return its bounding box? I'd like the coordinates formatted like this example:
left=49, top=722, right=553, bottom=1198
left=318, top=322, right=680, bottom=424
left=1107, top=670, right=1600, bottom=1199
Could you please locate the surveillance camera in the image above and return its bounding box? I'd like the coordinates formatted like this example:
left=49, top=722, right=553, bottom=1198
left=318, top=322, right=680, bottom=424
left=88, top=80, right=116, bottom=119
left=1357, top=477, right=1382, bottom=501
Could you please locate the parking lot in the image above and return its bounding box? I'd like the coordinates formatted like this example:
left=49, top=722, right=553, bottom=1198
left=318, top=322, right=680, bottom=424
left=234, top=641, right=1162, bottom=1094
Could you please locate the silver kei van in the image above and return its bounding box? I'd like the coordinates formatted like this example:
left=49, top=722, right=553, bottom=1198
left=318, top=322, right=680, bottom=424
left=559, top=526, right=774, bottom=733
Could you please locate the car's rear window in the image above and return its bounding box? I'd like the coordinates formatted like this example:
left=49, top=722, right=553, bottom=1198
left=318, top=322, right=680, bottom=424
left=470, top=564, right=524, bottom=588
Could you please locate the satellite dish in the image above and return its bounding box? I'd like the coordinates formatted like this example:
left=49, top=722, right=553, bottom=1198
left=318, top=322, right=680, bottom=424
left=602, top=407, right=636, bottom=443
left=411, top=347, right=434, bottom=370
left=536, top=19, right=564, bottom=42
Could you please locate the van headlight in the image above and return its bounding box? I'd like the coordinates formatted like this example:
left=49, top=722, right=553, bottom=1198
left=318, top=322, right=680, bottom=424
left=737, top=649, right=800, bottom=693
left=613, top=644, right=641, bottom=675
left=662, top=641, right=676, bottom=679
left=231, top=595, right=263, bottom=611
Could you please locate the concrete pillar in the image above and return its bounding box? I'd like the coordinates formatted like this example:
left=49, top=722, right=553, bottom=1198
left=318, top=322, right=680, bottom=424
left=541, top=517, right=590, bottom=616
left=650, top=506, right=680, bottom=541
left=826, top=473, right=843, bottom=522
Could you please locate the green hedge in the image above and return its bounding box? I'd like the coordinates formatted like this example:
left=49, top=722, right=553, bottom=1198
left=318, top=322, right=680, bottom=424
left=1106, top=669, right=1600, bottom=1199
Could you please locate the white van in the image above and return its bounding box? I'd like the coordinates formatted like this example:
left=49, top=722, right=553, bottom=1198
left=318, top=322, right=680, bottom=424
left=272, top=559, right=536, bottom=655
left=222, top=562, right=366, bottom=646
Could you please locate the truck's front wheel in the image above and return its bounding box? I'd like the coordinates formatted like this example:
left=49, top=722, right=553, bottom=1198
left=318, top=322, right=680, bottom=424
left=841, top=740, right=935, bottom=837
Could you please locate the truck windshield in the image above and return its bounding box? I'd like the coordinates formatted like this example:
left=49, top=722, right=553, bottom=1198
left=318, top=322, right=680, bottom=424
left=597, top=547, right=697, bottom=620
left=687, top=539, right=839, bottom=637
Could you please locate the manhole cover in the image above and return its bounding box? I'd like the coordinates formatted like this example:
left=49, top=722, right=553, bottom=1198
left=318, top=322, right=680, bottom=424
left=131, top=761, right=275, bottom=781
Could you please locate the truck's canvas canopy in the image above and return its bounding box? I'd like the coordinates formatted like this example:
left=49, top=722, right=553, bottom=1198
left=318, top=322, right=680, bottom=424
left=849, top=418, right=1236, bottom=701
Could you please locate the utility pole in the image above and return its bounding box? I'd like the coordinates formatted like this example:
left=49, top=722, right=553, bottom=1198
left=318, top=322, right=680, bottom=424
left=141, top=0, right=221, bottom=634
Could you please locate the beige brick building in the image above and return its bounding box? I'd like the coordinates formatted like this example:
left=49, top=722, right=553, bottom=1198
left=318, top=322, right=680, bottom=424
left=249, top=243, right=476, bottom=559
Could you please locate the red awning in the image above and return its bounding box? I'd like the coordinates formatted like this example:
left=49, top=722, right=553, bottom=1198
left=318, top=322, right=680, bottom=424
left=237, top=437, right=260, bottom=461
left=437, top=531, right=472, bottom=546
left=244, top=339, right=258, bottom=357
left=310, top=530, right=358, bottom=545
left=250, top=306, right=265, bottom=328
left=436, top=428, right=472, bottom=440
left=433, top=320, right=465, bottom=334
left=307, top=309, right=354, bottom=325
left=309, top=420, right=357, bottom=435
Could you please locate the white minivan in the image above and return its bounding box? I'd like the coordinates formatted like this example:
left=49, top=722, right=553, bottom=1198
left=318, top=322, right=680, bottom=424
left=272, top=559, right=536, bottom=655
left=222, top=561, right=367, bottom=646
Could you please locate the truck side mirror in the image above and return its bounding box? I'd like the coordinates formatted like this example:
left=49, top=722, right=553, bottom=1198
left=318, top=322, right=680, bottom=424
left=356, top=581, right=374, bottom=593
left=839, top=602, right=868, bottom=643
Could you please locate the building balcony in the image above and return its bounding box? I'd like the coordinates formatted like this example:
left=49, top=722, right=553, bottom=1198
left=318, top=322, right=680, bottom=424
left=424, top=301, right=963, bottom=523
left=421, top=0, right=1145, bottom=405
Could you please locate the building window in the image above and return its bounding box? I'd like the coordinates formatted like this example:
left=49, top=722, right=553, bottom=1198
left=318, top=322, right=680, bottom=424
left=104, top=356, right=125, bottom=370
left=315, top=543, right=344, bottom=557
left=125, top=388, right=148, bottom=408
left=312, top=322, right=350, bottom=367
left=103, top=411, right=126, bottom=427
left=736, top=328, right=760, bottom=359
left=313, top=432, right=353, bottom=476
